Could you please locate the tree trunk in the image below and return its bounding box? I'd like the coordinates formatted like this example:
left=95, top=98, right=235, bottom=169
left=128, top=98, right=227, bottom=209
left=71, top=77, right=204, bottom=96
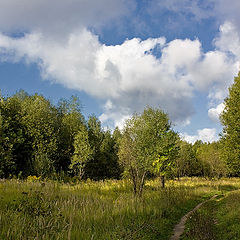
left=130, top=167, right=137, bottom=196
left=161, top=175, right=165, bottom=188
left=138, top=171, right=146, bottom=198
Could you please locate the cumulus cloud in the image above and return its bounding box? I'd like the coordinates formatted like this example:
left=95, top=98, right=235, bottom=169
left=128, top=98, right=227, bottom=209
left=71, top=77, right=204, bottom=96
left=206, top=21, right=240, bottom=107
left=214, top=22, right=240, bottom=60
left=208, top=103, right=225, bottom=122
left=181, top=128, right=219, bottom=144
left=0, top=23, right=239, bottom=128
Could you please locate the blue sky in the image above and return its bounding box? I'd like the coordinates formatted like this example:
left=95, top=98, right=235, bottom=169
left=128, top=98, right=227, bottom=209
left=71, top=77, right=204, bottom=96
left=0, top=0, right=240, bottom=143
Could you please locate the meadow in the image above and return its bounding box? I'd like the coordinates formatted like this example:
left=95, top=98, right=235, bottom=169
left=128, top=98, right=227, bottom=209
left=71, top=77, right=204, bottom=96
left=1, top=177, right=240, bottom=240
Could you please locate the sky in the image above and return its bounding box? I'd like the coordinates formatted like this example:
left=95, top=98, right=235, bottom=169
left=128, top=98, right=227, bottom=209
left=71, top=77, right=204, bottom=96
left=0, top=0, right=240, bottom=143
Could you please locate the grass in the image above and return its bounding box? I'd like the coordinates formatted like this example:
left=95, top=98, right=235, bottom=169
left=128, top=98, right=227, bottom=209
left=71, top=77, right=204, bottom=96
left=0, top=177, right=240, bottom=240
left=181, top=181, right=240, bottom=240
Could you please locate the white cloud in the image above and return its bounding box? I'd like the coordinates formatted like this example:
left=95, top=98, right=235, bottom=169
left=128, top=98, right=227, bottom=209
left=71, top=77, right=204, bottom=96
left=103, top=100, right=113, bottom=111
left=214, top=22, right=240, bottom=61
left=206, top=21, right=240, bottom=105
left=152, top=1, right=240, bottom=117
left=0, top=22, right=239, bottom=128
left=181, top=128, right=218, bottom=144
left=99, top=108, right=131, bottom=130
left=208, top=103, right=225, bottom=122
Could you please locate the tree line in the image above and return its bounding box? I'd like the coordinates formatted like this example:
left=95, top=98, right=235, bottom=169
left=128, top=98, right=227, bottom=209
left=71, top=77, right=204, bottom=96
left=0, top=91, right=121, bottom=180
left=0, top=72, right=240, bottom=192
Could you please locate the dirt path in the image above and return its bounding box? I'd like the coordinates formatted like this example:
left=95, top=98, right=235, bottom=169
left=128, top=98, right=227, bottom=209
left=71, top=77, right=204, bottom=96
left=170, top=195, right=218, bottom=240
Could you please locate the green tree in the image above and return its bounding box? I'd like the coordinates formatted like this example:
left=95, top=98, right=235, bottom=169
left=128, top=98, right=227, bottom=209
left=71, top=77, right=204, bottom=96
left=152, top=130, right=179, bottom=187
left=221, top=72, right=240, bottom=176
left=100, top=130, right=122, bottom=179
left=118, top=124, right=139, bottom=194
left=85, top=115, right=104, bottom=179
left=85, top=116, right=121, bottom=180
left=0, top=93, right=29, bottom=177
left=0, top=98, right=15, bottom=177
left=118, top=107, right=178, bottom=196
left=56, top=96, right=85, bottom=172
left=21, top=94, right=59, bottom=176
left=113, top=126, right=122, bottom=143
left=196, top=142, right=226, bottom=179
left=175, top=141, right=201, bottom=178
left=69, top=126, right=92, bottom=179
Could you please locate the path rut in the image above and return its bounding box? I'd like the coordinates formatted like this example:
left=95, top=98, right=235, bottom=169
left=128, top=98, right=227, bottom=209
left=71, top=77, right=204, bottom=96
left=170, top=195, right=218, bottom=240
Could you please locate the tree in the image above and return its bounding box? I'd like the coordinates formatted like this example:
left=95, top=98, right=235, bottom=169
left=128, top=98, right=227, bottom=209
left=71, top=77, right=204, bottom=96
left=84, top=115, right=104, bottom=179
left=118, top=107, right=178, bottom=196
left=152, top=130, right=179, bottom=187
left=221, top=72, right=240, bottom=176
left=0, top=92, right=89, bottom=178
left=85, top=116, right=121, bottom=180
left=21, top=94, right=59, bottom=176
left=100, top=130, right=122, bottom=179
left=56, top=96, right=85, bottom=172
left=196, top=142, right=226, bottom=179
left=175, top=141, right=201, bottom=178
left=69, top=126, right=92, bottom=179
left=0, top=99, right=15, bottom=177
left=118, top=123, right=140, bottom=194
left=0, top=93, right=29, bottom=177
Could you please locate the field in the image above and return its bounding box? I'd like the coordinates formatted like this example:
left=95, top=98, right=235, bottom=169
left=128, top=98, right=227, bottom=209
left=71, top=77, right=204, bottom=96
left=1, top=178, right=240, bottom=240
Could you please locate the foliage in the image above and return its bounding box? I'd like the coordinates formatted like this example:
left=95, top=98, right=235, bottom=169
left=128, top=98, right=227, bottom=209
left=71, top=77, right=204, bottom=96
left=85, top=115, right=105, bottom=179
left=85, top=116, right=121, bottom=180
left=175, top=141, right=201, bottom=178
left=0, top=91, right=121, bottom=180
left=56, top=96, right=85, bottom=172
left=119, top=107, right=178, bottom=195
left=152, top=130, right=179, bottom=179
left=175, top=140, right=227, bottom=179
left=0, top=88, right=231, bottom=182
left=221, top=72, right=240, bottom=176
left=100, top=130, right=122, bottom=179
left=20, top=94, right=59, bottom=176
left=196, top=142, right=227, bottom=179
left=0, top=93, right=29, bottom=177
left=69, top=125, right=92, bottom=178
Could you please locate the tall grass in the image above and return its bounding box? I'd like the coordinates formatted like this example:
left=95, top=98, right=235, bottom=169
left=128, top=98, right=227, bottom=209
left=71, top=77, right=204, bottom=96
left=0, top=178, right=240, bottom=240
